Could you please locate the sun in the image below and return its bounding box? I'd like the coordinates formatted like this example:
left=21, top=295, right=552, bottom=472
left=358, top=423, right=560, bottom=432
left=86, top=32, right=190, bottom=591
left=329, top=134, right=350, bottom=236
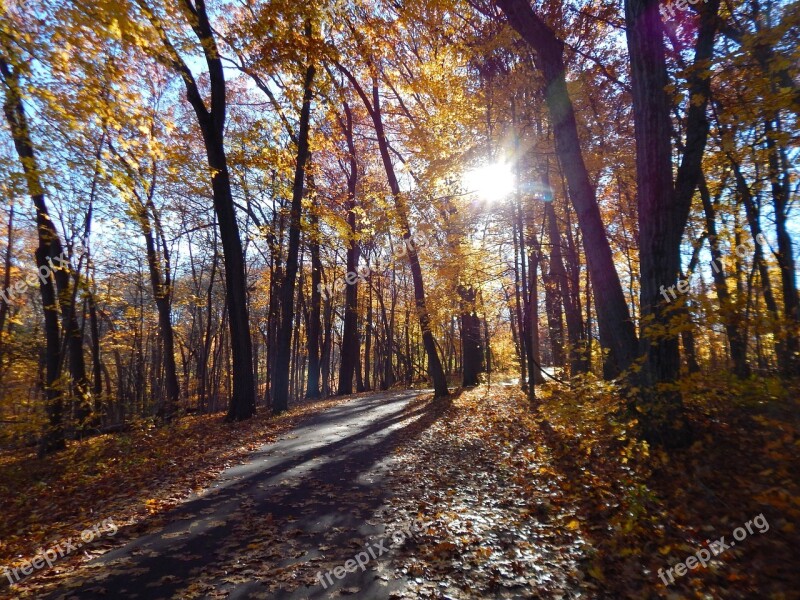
left=462, top=162, right=515, bottom=203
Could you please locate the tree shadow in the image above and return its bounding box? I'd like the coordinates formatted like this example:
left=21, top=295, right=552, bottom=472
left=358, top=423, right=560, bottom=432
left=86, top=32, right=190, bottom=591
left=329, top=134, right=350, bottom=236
left=34, top=389, right=452, bottom=599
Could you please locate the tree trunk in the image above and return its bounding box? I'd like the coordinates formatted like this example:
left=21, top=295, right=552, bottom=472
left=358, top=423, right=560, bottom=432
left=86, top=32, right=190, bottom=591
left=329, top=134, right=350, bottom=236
left=765, top=117, right=800, bottom=376
left=624, top=0, right=719, bottom=447
left=306, top=208, right=323, bottom=399
left=363, top=279, right=372, bottom=391
left=204, top=136, right=255, bottom=421
left=678, top=235, right=706, bottom=375
left=512, top=201, right=528, bottom=389
left=528, top=236, right=545, bottom=387
left=338, top=67, right=448, bottom=397
left=273, top=62, right=315, bottom=413
left=728, top=154, right=783, bottom=370
left=0, top=53, right=66, bottom=454
left=545, top=201, right=586, bottom=374
left=139, top=199, right=181, bottom=417
left=321, top=271, right=334, bottom=398
left=136, top=0, right=257, bottom=420
left=0, top=201, right=13, bottom=384
left=87, top=291, right=104, bottom=410
left=542, top=256, right=565, bottom=370
left=337, top=102, right=360, bottom=396
left=458, top=285, right=484, bottom=387
left=699, top=177, right=750, bottom=377
left=497, top=0, right=639, bottom=377
left=265, top=200, right=283, bottom=406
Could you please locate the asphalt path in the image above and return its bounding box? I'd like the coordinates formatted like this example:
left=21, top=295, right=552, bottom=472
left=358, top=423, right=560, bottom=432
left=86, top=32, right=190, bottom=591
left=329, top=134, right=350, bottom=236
left=44, top=388, right=445, bottom=600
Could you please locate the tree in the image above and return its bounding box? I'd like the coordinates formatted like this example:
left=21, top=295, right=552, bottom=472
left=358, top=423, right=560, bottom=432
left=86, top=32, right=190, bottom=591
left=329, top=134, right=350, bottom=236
left=625, top=0, right=720, bottom=445
left=336, top=101, right=360, bottom=396
left=131, top=0, right=256, bottom=420
left=495, top=0, right=640, bottom=379
left=338, top=65, right=449, bottom=398
left=0, top=40, right=68, bottom=453
left=272, top=53, right=315, bottom=413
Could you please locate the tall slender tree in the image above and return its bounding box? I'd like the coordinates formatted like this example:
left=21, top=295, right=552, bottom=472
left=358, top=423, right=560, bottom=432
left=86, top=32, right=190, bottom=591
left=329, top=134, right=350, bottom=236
left=272, top=48, right=315, bottom=413
left=132, top=0, right=256, bottom=420
left=1, top=45, right=68, bottom=453
left=338, top=65, right=449, bottom=398
left=625, top=0, right=720, bottom=445
left=495, top=0, right=640, bottom=378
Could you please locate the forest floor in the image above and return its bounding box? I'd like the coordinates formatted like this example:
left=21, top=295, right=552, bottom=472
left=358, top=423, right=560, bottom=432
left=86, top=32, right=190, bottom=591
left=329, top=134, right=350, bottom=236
left=2, top=377, right=799, bottom=599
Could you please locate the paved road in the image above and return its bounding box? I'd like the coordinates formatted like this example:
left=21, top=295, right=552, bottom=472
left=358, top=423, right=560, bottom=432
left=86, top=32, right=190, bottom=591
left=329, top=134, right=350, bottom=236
left=45, top=389, right=444, bottom=600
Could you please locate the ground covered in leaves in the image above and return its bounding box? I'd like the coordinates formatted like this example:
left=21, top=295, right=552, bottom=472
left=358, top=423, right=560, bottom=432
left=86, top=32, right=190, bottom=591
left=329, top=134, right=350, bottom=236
left=378, top=377, right=800, bottom=598
left=2, top=377, right=798, bottom=599
left=0, top=394, right=362, bottom=576
left=379, top=385, right=587, bottom=599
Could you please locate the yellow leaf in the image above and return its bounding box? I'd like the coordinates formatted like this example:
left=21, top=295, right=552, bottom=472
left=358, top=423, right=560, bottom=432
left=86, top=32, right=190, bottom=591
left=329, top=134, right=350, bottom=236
left=588, top=565, right=605, bottom=582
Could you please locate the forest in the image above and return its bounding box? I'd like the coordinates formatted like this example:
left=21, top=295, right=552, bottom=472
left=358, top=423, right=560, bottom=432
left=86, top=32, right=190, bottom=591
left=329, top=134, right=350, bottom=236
left=0, top=0, right=798, bottom=598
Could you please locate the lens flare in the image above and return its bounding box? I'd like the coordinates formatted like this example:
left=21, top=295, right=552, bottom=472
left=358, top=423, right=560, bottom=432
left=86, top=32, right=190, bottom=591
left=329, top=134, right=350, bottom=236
left=462, top=162, right=515, bottom=203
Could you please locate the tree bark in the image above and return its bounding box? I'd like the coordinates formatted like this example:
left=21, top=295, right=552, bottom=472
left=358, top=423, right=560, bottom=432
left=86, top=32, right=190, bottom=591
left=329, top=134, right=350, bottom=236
left=765, top=117, right=799, bottom=376
left=87, top=290, right=104, bottom=408
left=699, top=176, right=750, bottom=377
left=545, top=201, right=586, bottom=375
left=0, top=201, right=13, bottom=384
left=625, top=0, right=719, bottom=446
left=0, top=53, right=66, bottom=454
left=728, top=153, right=783, bottom=370
left=512, top=199, right=528, bottom=389
left=110, top=143, right=181, bottom=418
left=337, top=102, right=360, bottom=396
left=306, top=208, right=323, bottom=399
left=273, top=61, right=315, bottom=413
left=141, top=201, right=181, bottom=416
left=363, top=278, right=373, bottom=391
left=458, top=285, right=484, bottom=387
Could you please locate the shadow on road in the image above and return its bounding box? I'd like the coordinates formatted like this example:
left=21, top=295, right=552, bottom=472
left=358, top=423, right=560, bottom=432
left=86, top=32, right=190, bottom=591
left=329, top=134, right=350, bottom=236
left=39, top=389, right=454, bottom=599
